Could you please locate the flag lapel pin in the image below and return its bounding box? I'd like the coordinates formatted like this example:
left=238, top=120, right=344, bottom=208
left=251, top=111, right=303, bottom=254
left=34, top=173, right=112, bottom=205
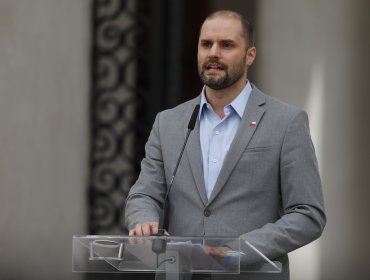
left=249, top=121, right=257, bottom=126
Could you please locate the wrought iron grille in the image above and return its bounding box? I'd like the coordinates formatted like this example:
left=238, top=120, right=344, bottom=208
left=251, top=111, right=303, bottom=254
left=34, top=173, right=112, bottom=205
left=89, top=0, right=152, bottom=234
left=89, top=0, right=189, bottom=235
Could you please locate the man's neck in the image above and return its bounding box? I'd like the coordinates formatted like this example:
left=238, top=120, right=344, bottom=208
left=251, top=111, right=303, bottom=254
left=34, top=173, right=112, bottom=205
left=205, top=80, right=247, bottom=119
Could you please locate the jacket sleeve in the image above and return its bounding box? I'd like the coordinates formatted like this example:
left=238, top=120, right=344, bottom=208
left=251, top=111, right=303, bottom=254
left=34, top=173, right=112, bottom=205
left=124, top=113, right=167, bottom=231
left=239, top=110, right=326, bottom=263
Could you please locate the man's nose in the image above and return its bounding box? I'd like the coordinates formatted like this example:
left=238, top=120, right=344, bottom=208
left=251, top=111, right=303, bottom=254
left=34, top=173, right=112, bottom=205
left=208, top=44, right=220, bottom=58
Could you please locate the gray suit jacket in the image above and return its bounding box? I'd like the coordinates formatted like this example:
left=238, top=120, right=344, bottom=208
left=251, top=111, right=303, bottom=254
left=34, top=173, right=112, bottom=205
left=125, top=85, right=326, bottom=280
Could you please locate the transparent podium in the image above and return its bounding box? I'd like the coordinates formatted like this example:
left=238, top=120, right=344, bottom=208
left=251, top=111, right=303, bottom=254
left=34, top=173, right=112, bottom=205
left=73, top=235, right=281, bottom=279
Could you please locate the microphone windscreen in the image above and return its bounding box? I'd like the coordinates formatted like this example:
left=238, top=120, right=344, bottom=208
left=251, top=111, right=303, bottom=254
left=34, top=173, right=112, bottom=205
left=188, top=104, right=200, bottom=130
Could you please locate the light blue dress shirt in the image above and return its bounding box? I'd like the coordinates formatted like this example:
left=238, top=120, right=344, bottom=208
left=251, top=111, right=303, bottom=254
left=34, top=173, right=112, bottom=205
left=199, top=82, right=252, bottom=199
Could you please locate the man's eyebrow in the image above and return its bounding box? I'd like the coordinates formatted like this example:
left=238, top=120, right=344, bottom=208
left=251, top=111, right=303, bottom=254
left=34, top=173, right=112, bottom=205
left=199, top=38, right=236, bottom=43
left=221, top=39, right=236, bottom=43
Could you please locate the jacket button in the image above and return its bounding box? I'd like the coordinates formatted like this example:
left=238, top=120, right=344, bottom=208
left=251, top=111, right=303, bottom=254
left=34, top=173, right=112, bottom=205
left=204, top=209, right=211, bottom=217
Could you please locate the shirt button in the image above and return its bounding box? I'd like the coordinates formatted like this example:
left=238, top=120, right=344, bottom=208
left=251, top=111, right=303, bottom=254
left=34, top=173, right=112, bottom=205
left=204, top=209, right=211, bottom=217
left=215, top=131, right=220, bottom=135
left=212, top=159, right=218, bottom=163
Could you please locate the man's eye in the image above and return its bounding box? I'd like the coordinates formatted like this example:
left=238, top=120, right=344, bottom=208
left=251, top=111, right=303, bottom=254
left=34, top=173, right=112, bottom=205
left=201, top=42, right=212, bottom=48
left=223, top=42, right=233, bottom=48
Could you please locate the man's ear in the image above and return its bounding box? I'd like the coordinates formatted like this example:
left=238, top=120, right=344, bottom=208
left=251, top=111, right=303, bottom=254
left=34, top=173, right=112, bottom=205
left=246, top=46, right=256, bottom=66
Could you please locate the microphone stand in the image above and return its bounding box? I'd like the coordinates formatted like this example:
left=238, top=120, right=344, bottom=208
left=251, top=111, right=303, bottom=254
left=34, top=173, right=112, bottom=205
left=151, top=105, right=200, bottom=261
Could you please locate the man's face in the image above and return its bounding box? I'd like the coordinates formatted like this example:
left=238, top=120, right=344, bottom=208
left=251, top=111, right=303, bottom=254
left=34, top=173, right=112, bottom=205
left=197, top=17, right=254, bottom=90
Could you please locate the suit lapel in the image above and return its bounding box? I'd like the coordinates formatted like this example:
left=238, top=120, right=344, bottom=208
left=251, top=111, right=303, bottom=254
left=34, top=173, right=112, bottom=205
left=185, top=102, right=208, bottom=206
left=207, top=88, right=266, bottom=205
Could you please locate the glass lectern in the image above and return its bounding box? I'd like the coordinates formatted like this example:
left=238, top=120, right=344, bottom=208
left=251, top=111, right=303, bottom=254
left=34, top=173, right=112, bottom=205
left=73, top=235, right=281, bottom=279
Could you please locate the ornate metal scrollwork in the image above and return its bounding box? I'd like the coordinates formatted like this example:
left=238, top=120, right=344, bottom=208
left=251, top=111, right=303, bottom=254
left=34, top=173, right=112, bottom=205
left=89, top=0, right=190, bottom=236
left=89, top=0, right=150, bottom=234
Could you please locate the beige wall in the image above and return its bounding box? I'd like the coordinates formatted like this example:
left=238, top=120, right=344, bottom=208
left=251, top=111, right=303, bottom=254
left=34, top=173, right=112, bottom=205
left=0, top=1, right=89, bottom=279
left=255, top=0, right=370, bottom=279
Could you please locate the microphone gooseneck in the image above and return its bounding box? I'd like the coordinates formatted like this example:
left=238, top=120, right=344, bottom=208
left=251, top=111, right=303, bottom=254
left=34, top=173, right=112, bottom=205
left=152, top=104, right=200, bottom=256
left=157, top=104, right=200, bottom=232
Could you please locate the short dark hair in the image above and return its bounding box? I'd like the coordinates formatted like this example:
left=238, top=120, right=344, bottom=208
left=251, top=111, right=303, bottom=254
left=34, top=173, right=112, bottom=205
left=203, top=10, right=255, bottom=48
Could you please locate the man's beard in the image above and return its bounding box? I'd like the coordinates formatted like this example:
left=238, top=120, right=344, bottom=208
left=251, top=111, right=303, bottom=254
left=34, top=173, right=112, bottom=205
left=198, top=56, right=246, bottom=90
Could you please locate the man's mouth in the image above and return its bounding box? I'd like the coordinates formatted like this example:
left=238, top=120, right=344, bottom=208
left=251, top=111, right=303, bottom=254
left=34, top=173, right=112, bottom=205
left=206, top=63, right=224, bottom=71
left=204, top=62, right=227, bottom=74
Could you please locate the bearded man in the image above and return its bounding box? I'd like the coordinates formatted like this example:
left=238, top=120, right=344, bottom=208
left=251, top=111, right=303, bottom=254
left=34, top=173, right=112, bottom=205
left=125, top=10, right=326, bottom=280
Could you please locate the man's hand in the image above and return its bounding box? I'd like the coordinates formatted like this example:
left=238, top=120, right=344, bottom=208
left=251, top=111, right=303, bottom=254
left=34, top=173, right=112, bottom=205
left=204, top=245, right=232, bottom=260
left=129, top=222, right=159, bottom=236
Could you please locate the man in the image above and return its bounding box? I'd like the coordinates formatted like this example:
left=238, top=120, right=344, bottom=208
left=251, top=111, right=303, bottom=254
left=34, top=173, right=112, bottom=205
left=125, top=10, right=326, bottom=280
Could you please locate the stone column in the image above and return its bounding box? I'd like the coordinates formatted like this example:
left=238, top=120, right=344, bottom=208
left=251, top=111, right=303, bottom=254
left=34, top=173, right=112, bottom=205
left=0, top=1, right=89, bottom=279
left=255, top=0, right=370, bottom=279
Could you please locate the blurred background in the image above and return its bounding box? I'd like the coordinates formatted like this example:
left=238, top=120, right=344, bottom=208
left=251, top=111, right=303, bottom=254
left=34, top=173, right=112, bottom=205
left=0, top=0, right=369, bottom=279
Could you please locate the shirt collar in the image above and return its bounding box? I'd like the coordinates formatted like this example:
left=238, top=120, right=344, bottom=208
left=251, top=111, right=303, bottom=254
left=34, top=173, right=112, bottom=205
left=199, top=81, right=252, bottom=119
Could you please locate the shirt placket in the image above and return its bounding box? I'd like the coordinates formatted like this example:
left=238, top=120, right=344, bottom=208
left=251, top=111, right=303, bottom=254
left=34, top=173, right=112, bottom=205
left=206, top=114, right=228, bottom=198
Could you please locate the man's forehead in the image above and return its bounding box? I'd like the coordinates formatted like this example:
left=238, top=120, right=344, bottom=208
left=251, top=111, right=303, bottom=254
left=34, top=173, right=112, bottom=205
left=200, top=17, right=243, bottom=40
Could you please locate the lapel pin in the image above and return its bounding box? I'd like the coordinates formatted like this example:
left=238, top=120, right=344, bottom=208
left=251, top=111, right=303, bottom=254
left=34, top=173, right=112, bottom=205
left=249, top=121, right=257, bottom=126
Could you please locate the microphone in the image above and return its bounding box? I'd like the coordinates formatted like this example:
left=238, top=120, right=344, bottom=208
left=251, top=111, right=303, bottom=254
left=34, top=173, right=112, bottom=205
left=152, top=104, right=200, bottom=255
left=188, top=104, right=199, bottom=130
